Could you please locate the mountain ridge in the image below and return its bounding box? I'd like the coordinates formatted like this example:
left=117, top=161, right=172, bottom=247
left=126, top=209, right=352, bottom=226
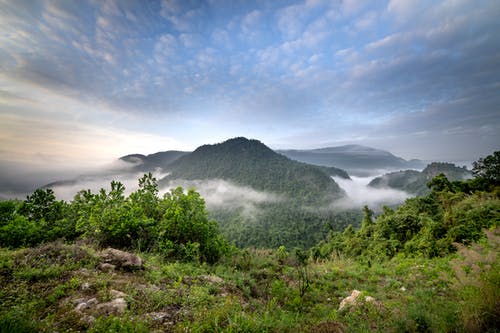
left=160, top=137, right=346, bottom=204
left=277, top=144, right=425, bottom=175
left=369, top=162, right=472, bottom=195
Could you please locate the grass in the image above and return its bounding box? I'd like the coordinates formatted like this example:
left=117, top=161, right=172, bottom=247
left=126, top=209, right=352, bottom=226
left=0, top=236, right=498, bottom=332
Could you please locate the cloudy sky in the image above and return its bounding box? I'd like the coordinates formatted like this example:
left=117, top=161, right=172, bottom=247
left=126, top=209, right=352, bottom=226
left=1, top=0, right=499, bottom=177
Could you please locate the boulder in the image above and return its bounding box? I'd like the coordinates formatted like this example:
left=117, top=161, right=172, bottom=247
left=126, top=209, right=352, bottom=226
left=101, top=248, right=143, bottom=270
left=201, top=275, right=224, bottom=284
left=339, top=289, right=361, bottom=311
left=96, top=298, right=127, bottom=315
left=338, top=290, right=379, bottom=311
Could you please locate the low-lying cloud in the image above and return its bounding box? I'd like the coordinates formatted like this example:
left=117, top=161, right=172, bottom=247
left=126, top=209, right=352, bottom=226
left=332, top=176, right=411, bottom=210
left=46, top=173, right=281, bottom=221
left=161, top=179, right=282, bottom=219
left=50, top=171, right=164, bottom=201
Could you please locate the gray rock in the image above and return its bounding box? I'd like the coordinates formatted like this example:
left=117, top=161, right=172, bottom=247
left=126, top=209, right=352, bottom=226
left=338, top=290, right=379, bottom=311
left=98, top=263, right=116, bottom=272
left=110, top=289, right=127, bottom=299
left=101, top=248, right=143, bottom=270
left=96, top=298, right=127, bottom=315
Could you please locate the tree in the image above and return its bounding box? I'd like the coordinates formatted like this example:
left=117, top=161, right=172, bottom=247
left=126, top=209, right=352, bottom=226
left=472, top=151, right=500, bottom=186
left=19, top=188, right=63, bottom=224
left=427, top=173, right=453, bottom=192
left=157, top=187, right=227, bottom=263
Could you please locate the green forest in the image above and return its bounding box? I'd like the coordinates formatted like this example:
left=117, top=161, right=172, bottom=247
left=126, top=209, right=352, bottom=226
left=0, top=151, right=499, bottom=332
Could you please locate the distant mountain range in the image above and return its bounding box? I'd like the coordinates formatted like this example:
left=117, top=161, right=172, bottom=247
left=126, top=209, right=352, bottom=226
left=277, top=145, right=426, bottom=176
left=369, top=162, right=472, bottom=195
left=117, top=143, right=426, bottom=178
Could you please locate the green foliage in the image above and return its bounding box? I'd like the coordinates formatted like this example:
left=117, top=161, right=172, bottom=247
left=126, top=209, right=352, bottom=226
left=0, top=173, right=227, bottom=264
left=88, top=317, right=149, bottom=333
left=370, top=162, right=472, bottom=195
left=213, top=204, right=361, bottom=249
left=320, top=165, right=500, bottom=260
left=451, top=228, right=500, bottom=333
left=162, top=137, right=345, bottom=204
left=472, top=150, right=500, bottom=189
left=157, top=187, right=227, bottom=263
left=0, top=312, right=39, bottom=333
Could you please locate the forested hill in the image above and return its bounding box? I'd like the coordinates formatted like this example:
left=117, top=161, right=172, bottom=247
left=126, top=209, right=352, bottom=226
left=119, top=150, right=189, bottom=172
left=278, top=145, right=425, bottom=175
left=161, top=137, right=347, bottom=203
left=369, top=162, right=472, bottom=195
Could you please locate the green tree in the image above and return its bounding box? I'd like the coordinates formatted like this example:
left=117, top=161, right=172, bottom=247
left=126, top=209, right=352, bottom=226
left=19, top=188, right=63, bottom=224
left=427, top=173, right=453, bottom=192
left=472, top=151, right=500, bottom=185
left=157, top=187, right=227, bottom=263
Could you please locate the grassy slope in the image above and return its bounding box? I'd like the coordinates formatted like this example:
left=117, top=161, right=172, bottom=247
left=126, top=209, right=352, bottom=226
left=1, top=235, right=498, bottom=333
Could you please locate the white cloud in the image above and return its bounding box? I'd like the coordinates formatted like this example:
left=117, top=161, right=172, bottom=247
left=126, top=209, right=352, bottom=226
left=333, top=176, right=411, bottom=210
left=387, top=0, right=422, bottom=22
left=154, top=34, right=178, bottom=64
left=162, top=179, right=282, bottom=219
left=0, top=76, right=187, bottom=169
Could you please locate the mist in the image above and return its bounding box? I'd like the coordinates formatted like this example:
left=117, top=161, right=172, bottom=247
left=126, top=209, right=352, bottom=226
left=45, top=172, right=281, bottom=221
left=332, top=176, right=411, bottom=210
left=161, top=179, right=282, bottom=219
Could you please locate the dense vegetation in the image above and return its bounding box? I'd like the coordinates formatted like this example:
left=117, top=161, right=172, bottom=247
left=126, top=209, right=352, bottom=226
left=161, top=137, right=347, bottom=204
left=159, top=137, right=358, bottom=249
left=369, top=162, right=472, bottom=195
left=0, top=173, right=227, bottom=264
left=0, top=151, right=499, bottom=332
left=315, top=176, right=499, bottom=261
left=212, top=204, right=361, bottom=249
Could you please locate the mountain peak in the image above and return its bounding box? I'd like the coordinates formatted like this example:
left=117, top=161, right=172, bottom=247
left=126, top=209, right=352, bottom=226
left=193, top=137, right=276, bottom=158
left=162, top=137, right=345, bottom=203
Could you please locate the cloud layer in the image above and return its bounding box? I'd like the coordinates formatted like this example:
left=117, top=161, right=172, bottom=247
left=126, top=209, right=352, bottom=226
left=1, top=0, right=499, bottom=171
left=333, top=176, right=411, bottom=210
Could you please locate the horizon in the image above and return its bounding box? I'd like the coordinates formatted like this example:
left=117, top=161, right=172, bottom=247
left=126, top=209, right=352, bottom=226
left=1, top=0, right=499, bottom=192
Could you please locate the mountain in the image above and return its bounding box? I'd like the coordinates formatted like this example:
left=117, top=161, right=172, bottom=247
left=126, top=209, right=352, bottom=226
left=161, top=137, right=346, bottom=203
left=369, top=162, right=472, bottom=195
left=277, top=145, right=426, bottom=176
left=119, top=150, right=189, bottom=172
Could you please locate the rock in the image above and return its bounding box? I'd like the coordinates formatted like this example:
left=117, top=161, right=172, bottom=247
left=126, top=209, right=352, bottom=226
left=81, top=282, right=91, bottom=291
left=338, top=290, right=379, bottom=311
left=339, top=289, right=361, bottom=311
left=147, top=312, right=171, bottom=322
left=80, top=315, right=95, bottom=325
left=75, top=302, right=89, bottom=312
left=201, top=275, right=224, bottom=284
left=101, top=248, right=143, bottom=270
left=87, top=298, right=98, bottom=306
left=74, top=298, right=97, bottom=312
left=110, top=289, right=127, bottom=299
left=365, top=296, right=376, bottom=303
left=96, top=298, right=127, bottom=315
left=98, top=263, right=116, bottom=272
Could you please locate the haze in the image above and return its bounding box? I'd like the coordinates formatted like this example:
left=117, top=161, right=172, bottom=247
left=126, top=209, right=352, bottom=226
left=1, top=0, right=499, bottom=195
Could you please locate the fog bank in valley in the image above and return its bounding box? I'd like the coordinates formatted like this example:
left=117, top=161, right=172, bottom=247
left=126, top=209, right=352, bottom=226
left=162, top=179, right=282, bottom=219
left=48, top=172, right=281, bottom=220
left=333, top=176, right=411, bottom=210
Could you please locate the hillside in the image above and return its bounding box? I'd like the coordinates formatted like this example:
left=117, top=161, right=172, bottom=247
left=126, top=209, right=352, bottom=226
left=278, top=144, right=425, bottom=175
left=1, top=151, right=499, bottom=332
left=369, top=162, right=472, bottom=195
left=162, top=137, right=347, bottom=203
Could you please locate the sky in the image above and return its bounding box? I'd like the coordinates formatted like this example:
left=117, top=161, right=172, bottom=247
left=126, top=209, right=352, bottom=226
left=1, top=0, right=499, bottom=182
